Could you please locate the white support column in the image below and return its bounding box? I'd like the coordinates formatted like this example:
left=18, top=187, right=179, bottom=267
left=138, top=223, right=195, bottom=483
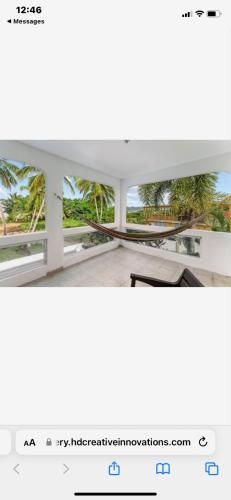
left=46, top=173, right=64, bottom=272
left=114, top=183, right=121, bottom=228
left=119, top=179, right=127, bottom=229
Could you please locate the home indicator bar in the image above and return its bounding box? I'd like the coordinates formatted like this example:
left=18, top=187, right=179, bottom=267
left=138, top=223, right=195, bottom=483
left=74, top=494, right=157, bottom=497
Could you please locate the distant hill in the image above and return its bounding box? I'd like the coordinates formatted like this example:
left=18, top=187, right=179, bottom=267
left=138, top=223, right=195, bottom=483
left=127, top=206, right=143, bottom=212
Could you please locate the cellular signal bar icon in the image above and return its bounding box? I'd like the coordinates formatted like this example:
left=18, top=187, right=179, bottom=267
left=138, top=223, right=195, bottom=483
left=182, top=11, right=193, bottom=17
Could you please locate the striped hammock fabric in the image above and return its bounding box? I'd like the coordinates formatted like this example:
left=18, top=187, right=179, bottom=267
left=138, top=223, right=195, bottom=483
left=82, top=215, right=205, bottom=242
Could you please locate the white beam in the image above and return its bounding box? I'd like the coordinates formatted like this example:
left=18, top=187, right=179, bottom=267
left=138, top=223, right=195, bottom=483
left=121, top=152, right=231, bottom=188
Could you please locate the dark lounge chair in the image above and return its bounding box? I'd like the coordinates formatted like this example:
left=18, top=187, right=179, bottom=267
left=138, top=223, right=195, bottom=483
left=130, top=268, right=204, bottom=287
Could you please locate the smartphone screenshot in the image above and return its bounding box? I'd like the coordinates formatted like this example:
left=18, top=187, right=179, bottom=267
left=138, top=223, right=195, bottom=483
left=0, top=1, right=230, bottom=499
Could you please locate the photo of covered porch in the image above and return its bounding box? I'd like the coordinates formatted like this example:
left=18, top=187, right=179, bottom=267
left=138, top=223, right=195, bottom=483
left=0, top=140, right=231, bottom=287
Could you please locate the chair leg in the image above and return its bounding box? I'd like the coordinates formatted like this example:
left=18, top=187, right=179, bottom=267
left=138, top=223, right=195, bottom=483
left=131, top=277, right=136, bottom=287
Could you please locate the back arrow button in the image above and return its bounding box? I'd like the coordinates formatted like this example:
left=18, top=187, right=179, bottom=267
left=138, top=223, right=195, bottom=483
left=13, top=464, right=20, bottom=475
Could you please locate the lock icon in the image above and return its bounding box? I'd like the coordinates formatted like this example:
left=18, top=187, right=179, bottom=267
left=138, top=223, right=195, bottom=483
left=46, top=438, right=52, bottom=446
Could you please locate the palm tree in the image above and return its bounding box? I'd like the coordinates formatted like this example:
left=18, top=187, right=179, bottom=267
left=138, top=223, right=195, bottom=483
left=2, top=193, right=28, bottom=223
left=138, top=180, right=171, bottom=206
left=170, top=173, right=217, bottom=219
left=0, top=158, right=19, bottom=235
left=74, top=178, right=115, bottom=222
left=18, top=166, right=75, bottom=232
left=138, top=173, right=218, bottom=220
left=209, top=207, right=231, bottom=232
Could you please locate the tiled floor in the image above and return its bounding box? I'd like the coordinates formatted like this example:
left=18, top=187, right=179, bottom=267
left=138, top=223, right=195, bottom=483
left=24, top=247, right=231, bottom=287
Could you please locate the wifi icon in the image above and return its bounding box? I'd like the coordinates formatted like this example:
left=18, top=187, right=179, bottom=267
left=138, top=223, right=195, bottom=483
left=195, top=10, right=204, bottom=17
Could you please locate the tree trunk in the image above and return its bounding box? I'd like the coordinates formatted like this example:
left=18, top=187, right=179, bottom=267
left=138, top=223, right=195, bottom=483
left=0, top=201, right=7, bottom=235
left=32, top=198, right=45, bottom=232
left=28, top=206, right=37, bottom=232
left=94, top=196, right=100, bottom=222
left=100, top=195, right=103, bottom=222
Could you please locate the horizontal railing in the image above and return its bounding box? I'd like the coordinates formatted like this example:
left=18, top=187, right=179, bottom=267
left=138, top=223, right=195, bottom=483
left=142, top=206, right=210, bottom=229
left=62, top=224, right=118, bottom=261
left=0, top=231, right=48, bottom=279
left=0, top=230, right=48, bottom=247
left=123, top=223, right=231, bottom=276
left=143, top=205, right=176, bottom=219
left=0, top=222, right=230, bottom=282
left=142, top=204, right=231, bottom=229
left=0, top=224, right=118, bottom=282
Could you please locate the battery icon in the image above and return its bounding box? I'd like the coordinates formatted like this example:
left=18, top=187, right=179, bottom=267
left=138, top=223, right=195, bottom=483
left=207, top=10, right=222, bottom=17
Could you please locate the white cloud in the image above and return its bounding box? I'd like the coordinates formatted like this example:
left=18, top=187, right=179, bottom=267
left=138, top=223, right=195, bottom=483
left=127, top=186, right=140, bottom=206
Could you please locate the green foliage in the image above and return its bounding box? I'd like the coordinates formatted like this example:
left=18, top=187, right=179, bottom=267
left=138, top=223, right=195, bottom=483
left=0, top=158, right=230, bottom=237
left=209, top=207, right=231, bottom=233
left=135, top=173, right=231, bottom=231
left=0, top=158, right=20, bottom=235
left=0, top=164, right=115, bottom=234
left=17, top=168, right=75, bottom=232
left=62, top=179, right=115, bottom=227
left=73, top=178, right=115, bottom=223
left=19, top=220, right=46, bottom=232
left=138, top=181, right=172, bottom=206
left=63, top=197, right=114, bottom=227
left=137, top=173, right=218, bottom=218
left=63, top=198, right=92, bottom=220
left=0, top=158, right=19, bottom=189
left=63, top=218, right=86, bottom=228
left=126, top=210, right=145, bottom=224
left=2, top=194, right=30, bottom=222
left=170, top=173, right=217, bottom=217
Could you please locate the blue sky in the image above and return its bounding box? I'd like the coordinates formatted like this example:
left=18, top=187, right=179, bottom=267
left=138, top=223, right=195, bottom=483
left=216, top=172, right=231, bottom=194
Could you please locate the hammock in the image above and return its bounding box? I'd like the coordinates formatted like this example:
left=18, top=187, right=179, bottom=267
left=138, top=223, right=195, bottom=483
left=82, top=215, right=205, bottom=242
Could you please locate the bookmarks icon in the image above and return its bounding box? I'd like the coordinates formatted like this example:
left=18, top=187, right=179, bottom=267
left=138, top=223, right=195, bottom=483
left=156, top=463, right=171, bottom=475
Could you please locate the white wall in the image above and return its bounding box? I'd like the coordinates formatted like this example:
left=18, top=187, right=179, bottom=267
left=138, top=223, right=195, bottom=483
left=123, top=224, right=231, bottom=277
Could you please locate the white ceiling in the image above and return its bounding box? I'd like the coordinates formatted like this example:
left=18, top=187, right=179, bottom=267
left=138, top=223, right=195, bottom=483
left=21, top=140, right=231, bottom=179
